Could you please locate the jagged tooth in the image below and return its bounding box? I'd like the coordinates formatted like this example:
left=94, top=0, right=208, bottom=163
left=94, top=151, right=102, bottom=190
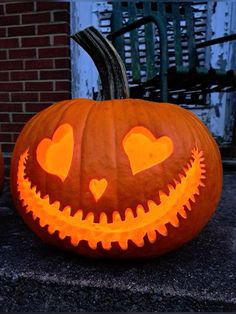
left=73, top=209, right=83, bottom=220
left=85, top=212, right=94, bottom=223
left=168, top=184, right=175, bottom=191
left=112, top=211, right=122, bottom=222
left=174, top=178, right=180, bottom=186
left=187, top=162, right=191, bottom=169
left=48, top=225, right=56, bottom=235
left=42, top=194, right=50, bottom=204
left=99, top=212, right=107, bottom=224
left=101, top=241, right=112, bottom=250
left=190, top=194, right=196, bottom=203
left=178, top=207, right=187, bottom=219
left=200, top=163, right=206, bottom=168
left=156, top=225, right=168, bottom=236
left=132, top=236, right=144, bottom=248
left=71, top=236, right=80, bottom=247
left=200, top=175, right=206, bottom=179
left=25, top=205, right=31, bottom=213
left=62, top=205, right=71, bottom=216
left=119, top=239, right=128, bottom=250
left=199, top=181, right=206, bottom=187
left=125, top=208, right=134, bottom=220
left=58, top=230, right=67, bottom=240
left=147, top=230, right=157, bottom=243
left=31, top=185, right=37, bottom=193
left=51, top=201, right=60, bottom=211
left=179, top=173, right=186, bottom=181
left=32, top=212, right=38, bottom=221
left=88, top=240, right=97, bottom=250
left=201, top=169, right=206, bottom=173
left=195, top=188, right=200, bottom=195
left=39, top=218, right=47, bottom=228
left=159, top=190, right=167, bottom=201
left=185, top=200, right=192, bottom=211
left=183, top=166, right=188, bottom=173
left=136, top=204, right=146, bottom=217
left=198, top=150, right=203, bottom=157
left=170, top=215, right=179, bottom=227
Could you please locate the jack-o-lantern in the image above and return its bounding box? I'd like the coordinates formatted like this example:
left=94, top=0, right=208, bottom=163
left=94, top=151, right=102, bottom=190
left=10, top=27, right=222, bottom=259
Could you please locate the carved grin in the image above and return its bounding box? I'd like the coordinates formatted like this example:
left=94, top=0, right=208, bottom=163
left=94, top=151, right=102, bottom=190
left=17, top=148, right=206, bottom=251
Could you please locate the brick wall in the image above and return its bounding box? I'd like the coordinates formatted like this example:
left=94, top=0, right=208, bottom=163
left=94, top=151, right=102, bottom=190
left=0, top=1, right=71, bottom=163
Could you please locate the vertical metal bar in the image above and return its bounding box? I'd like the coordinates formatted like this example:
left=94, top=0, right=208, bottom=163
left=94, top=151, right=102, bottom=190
left=144, top=1, right=156, bottom=80
left=128, top=1, right=141, bottom=82
left=172, top=4, right=183, bottom=67
left=185, top=4, right=199, bottom=68
left=111, top=1, right=125, bottom=62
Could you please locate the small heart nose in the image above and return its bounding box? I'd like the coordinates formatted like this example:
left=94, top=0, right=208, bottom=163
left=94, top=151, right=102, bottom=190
left=89, top=178, right=108, bottom=202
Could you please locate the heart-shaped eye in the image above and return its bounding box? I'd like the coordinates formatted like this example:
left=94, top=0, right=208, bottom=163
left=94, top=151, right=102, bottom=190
left=123, top=126, right=173, bottom=175
left=36, top=124, right=74, bottom=181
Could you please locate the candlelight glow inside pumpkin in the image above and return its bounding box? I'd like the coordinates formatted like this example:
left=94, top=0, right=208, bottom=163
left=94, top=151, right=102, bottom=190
left=10, top=96, right=222, bottom=260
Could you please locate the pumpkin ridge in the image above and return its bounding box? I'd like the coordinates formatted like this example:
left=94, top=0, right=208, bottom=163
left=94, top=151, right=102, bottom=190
left=17, top=147, right=206, bottom=251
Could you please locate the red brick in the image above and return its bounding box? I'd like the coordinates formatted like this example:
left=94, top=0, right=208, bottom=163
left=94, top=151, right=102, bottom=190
left=0, top=72, right=9, bottom=81
left=11, top=71, right=38, bottom=81
left=12, top=113, right=35, bottom=122
left=55, top=81, right=71, bottom=91
left=6, top=2, right=34, bottom=14
left=38, top=23, right=68, bottom=35
left=53, top=35, right=69, bottom=46
left=0, top=103, right=22, bottom=112
left=55, top=58, right=70, bottom=68
left=25, top=81, right=53, bottom=91
left=53, top=11, right=70, bottom=22
left=0, top=38, right=19, bottom=48
left=0, top=82, right=23, bottom=92
left=0, top=51, right=7, bottom=60
left=12, top=93, right=38, bottom=102
left=9, top=48, right=36, bottom=59
left=0, top=133, right=12, bottom=141
left=1, top=123, right=24, bottom=132
left=40, top=70, right=70, bottom=80
left=39, top=47, right=69, bottom=58
left=22, top=12, right=51, bottom=24
left=2, top=143, right=15, bottom=153
left=37, top=2, right=69, bottom=11
left=0, top=5, right=4, bottom=15
left=0, top=114, right=10, bottom=123
left=0, top=28, right=6, bottom=37
left=25, top=59, right=53, bottom=70
left=40, top=92, right=70, bottom=102
left=0, top=60, right=23, bottom=71
left=8, top=25, right=35, bottom=37
left=25, top=102, right=51, bottom=112
left=0, top=94, right=9, bottom=102
left=22, top=36, right=50, bottom=47
left=0, top=15, right=20, bottom=26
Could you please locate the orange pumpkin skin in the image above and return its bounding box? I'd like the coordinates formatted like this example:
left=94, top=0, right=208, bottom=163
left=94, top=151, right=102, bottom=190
left=10, top=98, right=222, bottom=259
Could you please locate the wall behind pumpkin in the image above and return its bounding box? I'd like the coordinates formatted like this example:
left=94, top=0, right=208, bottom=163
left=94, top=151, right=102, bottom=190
left=0, top=1, right=71, bottom=166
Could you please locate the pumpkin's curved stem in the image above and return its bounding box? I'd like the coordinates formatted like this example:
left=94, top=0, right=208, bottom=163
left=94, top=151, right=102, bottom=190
left=71, top=26, right=130, bottom=100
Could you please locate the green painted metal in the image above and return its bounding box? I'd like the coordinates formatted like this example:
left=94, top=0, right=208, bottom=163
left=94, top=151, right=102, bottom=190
left=108, top=1, right=236, bottom=105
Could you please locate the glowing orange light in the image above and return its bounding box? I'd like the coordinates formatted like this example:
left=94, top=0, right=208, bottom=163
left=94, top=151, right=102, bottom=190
left=89, top=178, right=108, bottom=202
left=123, top=126, right=174, bottom=175
left=17, top=147, right=205, bottom=251
left=36, top=124, right=74, bottom=181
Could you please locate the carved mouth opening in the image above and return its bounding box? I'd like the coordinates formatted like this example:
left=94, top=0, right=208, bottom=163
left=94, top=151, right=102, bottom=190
left=17, top=148, right=206, bottom=251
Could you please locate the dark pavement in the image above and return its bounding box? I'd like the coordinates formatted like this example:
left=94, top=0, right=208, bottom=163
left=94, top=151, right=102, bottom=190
left=0, top=171, right=235, bottom=311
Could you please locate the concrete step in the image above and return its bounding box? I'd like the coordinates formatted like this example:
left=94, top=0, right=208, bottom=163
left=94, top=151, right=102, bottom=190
left=0, top=172, right=235, bottom=311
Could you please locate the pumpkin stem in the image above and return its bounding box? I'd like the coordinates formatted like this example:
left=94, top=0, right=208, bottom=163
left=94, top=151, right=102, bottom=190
left=71, top=26, right=130, bottom=100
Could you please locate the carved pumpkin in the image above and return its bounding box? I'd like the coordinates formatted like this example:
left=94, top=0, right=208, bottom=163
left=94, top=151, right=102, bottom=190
left=10, top=28, right=222, bottom=259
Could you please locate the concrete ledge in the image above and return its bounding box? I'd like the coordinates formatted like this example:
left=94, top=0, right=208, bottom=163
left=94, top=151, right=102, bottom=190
left=0, top=173, right=235, bottom=311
